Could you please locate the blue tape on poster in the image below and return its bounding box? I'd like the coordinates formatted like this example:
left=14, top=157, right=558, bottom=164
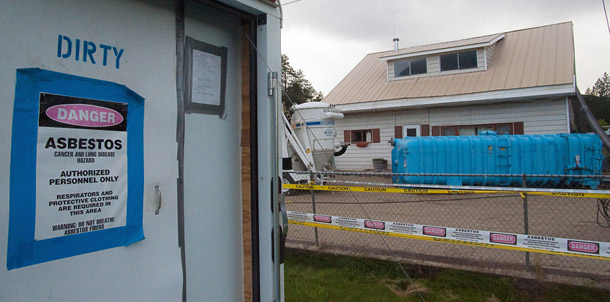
left=7, top=68, right=145, bottom=270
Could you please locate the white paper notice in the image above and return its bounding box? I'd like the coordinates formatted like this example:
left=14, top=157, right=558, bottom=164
left=191, top=49, right=221, bottom=106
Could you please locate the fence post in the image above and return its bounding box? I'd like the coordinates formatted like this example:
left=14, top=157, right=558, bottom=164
left=522, top=173, right=530, bottom=271
left=310, top=187, right=319, bottom=247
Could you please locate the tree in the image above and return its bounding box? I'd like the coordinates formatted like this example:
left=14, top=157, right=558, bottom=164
left=586, top=72, right=610, bottom=98
left=281, top=54, right=323, bottom=116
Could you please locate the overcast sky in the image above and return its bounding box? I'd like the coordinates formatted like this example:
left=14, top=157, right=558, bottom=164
left=280, top=0, right=610, bottom=96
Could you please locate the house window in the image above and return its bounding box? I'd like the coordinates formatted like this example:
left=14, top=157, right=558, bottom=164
left=345, top=129, right=381, bottom=143
left=352, top=129, right=372, bottom=142
left=440, top=50, right=478, bottom=71
left=394, top=57, right=427, bottom=77
left=440, top=123, right=514, bottom=136
left=402, top=125, right=420, bottom=137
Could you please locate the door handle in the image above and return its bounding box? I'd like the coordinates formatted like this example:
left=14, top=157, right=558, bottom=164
left=155, top=185, right=162, bottom=215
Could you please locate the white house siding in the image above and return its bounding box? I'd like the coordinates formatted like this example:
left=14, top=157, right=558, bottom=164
left=335, top=108, right=429, bottom=171
left=477, top=48, right=486, bottom=70
left=428, top=98, right=569, bottom=134
left=387, top=61, right=394, bottom=80
left=486, top=43, right=497, bottom=68
left=427, top=56, right=440, bottom=74
left=335, top=98, right=568, bottom=171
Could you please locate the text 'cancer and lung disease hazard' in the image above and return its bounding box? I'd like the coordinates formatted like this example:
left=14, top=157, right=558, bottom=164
left=35, top=93, right=128, bottom=240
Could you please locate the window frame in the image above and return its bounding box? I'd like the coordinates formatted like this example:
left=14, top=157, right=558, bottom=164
left=346, top=128, right=381, bottom=144
left=393, top=57, right=427, bottom=78
left=402, top=124, right=421, bottom=137
left=440, top=50, right=478, bottom=72
left=440, top=123, right=514, bottom=136
left=351, top=129, right=372, bottom=143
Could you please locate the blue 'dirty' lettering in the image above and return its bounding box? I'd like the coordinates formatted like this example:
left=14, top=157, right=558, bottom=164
left=57, top=35, right=124, bottom=69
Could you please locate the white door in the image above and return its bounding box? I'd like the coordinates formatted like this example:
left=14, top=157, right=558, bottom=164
left=182, top=2, right=245, bottom=301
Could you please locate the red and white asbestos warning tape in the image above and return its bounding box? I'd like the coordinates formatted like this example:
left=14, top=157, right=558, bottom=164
left=287, top=211, right=610, bottom=260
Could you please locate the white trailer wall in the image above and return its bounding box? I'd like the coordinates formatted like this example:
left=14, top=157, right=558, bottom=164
left=0, top=1, right=182, bottom=300
left=0, top=0, right=282, bottom=301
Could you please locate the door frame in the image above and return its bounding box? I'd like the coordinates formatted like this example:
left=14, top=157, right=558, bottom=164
left=175, top=1, right=260, bottom=301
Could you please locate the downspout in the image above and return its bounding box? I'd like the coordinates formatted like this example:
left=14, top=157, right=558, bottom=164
left=575, top=88, right=610, bottom=153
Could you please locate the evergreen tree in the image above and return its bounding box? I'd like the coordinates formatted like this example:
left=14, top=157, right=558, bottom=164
left=281, top=54, right=324, bottom=116
left=587, top=72, right=610, bottom=98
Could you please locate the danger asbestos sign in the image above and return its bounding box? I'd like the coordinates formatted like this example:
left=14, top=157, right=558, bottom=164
left=8, top=68, right=144, bottom=270
left=35, top=93, right=129, bottom=240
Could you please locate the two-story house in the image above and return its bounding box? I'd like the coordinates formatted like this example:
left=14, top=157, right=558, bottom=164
left=323, top=22, right=578, bottom=170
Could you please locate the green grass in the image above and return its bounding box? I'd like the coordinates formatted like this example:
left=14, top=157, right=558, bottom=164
left=284, top=249, right=610, bottom=302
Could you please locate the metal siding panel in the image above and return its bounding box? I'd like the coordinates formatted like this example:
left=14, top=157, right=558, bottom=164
left=415, top=77, right=436, bottom=97
left=445, top=73, right=467, bottom=95
left=409, top=75, right=430, bottom=97
left=505, top=29, right=530, bottom=89
left=489, top=31, right=516, bottom=91
left=554, top=23, right=573, bottom=84
left=462, top=71, right=481, bottom=94
left=519, top=27, right=537, bottom=87
left=342, top=55, right=381, bottom=104
left=367, top=70, right=393, bottom=101
left=538, top=25, right=558, bottom=86
left=395, top=78, right=419, bottom=98
left=382, top=78, right=411, bottom=99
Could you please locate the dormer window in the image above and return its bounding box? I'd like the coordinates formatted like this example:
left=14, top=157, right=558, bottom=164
left=440, top=50, right=478, bottom=71
left=393, top=57, right=427, bottom=77
left=383, top=34, right=503, bottom=80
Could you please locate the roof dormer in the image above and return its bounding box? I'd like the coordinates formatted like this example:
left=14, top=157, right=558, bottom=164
left=382, top=33, right=505, bottom=81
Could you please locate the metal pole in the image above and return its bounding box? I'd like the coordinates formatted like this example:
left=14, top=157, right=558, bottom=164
left=311, top=189, right=319, bottom=247
left=522, top=174, right=530, bottom=271
left=576, top=89, right=610, bottom=153
left=271, top=72, right=281, bottom=302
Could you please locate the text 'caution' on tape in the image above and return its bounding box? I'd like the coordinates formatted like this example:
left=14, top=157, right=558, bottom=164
left=282, top=183, right=610, bottom=199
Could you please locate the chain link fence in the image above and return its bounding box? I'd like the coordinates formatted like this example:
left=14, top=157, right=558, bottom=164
left=283, top=171, right=610, bottom=286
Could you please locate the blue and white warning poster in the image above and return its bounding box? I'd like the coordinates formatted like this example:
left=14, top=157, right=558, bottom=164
left=8, top=68, right=144, bottom=270
left=35, top=94, right=129, bottom=240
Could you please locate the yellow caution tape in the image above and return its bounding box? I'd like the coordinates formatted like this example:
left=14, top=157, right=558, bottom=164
left=282, top=183, right=610, bottom=199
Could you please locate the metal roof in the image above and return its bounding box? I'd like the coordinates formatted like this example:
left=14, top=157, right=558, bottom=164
left=323, top=22, right=575, bottom=106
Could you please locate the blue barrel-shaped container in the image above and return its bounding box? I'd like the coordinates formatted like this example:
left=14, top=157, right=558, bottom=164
left=392, top=132, right=604, bottom=188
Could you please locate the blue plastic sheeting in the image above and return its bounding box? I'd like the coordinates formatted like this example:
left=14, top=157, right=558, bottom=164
left=7, top=68, right=145, bottom=270
left=392, top=132, right=603, bottom=188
